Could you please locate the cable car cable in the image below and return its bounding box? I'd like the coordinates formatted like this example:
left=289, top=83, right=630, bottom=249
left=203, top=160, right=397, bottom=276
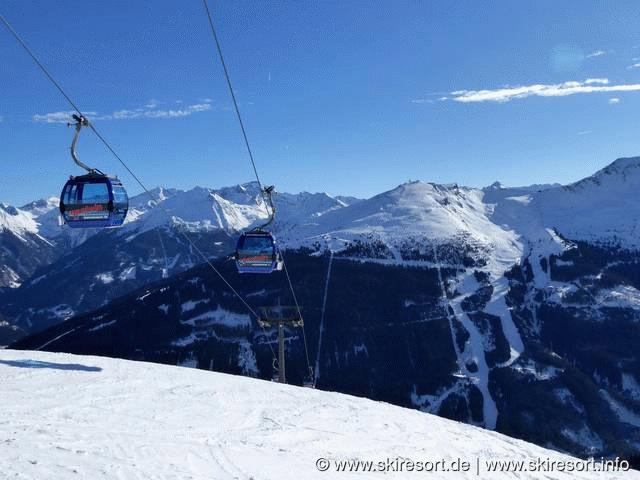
left=281, top=251, right=313, bottom=380
left=202, top=0, right=271, bottom=218
left=1, top=13, right=277, bottom=360
left=202, top=0, right=313, bottom=381
left=0, top=14, right=148, bottom=199
left=0, top=14, right=84, bottom=118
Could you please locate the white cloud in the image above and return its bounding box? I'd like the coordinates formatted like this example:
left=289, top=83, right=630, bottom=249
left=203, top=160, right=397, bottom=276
left=584, top=78, right=609, bottom=85
left=586, top=50, right=606, bottom=59
left=102, top=103, right=212, bottom=120
left=609, top=97, right=621, bottom=104
left=445, top=79, right=640, bottom=103
left=628, top=63, right=640, bottom=69
left=146, top=99, right=159, bottom=109
left=35, top=103, right=213, bottom=123
left=184, top=103, right=211, bottom=113
left=32, top=111, right=97, bottom=123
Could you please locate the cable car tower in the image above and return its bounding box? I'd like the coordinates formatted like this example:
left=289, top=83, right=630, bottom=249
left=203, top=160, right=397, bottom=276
left=259, top=302, right=303, bottom=384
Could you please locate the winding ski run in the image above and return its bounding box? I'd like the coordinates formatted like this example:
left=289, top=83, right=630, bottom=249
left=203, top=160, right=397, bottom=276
left=432, top=250, right=523, bottom=430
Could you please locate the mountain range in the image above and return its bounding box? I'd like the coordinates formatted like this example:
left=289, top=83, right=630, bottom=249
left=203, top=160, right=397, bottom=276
left=3, top=156, right=640, bottom=464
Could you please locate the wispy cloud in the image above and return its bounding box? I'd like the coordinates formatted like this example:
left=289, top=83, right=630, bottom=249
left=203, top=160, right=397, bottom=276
left=628, top=63, right=640, bottom=69
left=32, top=111, right=97, bottom=123
left=410, top=98, right=436, bottom=104
left=440, top=79, right=640, bottom=103
left=609, top=97, right=621, bottom=104
left=33, top=102, right=213, bottom=123
left=410, top=91, right=452, bottom=104
left=586, top=50, right=606, bottom=59
left=584, top=78, right=609, bottom=85
left=100, top=103, right=212, bottom=120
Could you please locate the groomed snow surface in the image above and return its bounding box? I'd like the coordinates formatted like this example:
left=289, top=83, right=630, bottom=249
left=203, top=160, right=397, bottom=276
left=2, top=350, right=638, bottom=479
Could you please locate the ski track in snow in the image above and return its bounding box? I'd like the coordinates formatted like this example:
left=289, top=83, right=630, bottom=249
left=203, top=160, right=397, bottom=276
left=449, top=290, right=498, bottom=429
left=2, top=349, right=637, bottom=480
left=486, top=277, right=524, bottom=367
left=315, top=250, right=333, bottom=383
left=432, top=242, right=501, bottom=430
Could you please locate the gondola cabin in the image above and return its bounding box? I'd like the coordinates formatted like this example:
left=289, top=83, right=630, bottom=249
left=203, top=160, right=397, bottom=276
left=59, top=173, right=128, bottom=228
left=235, top=231, right=282, bottom=273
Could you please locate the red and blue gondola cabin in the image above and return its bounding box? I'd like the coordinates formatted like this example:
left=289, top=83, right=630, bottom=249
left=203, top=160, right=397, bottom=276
left=59, top=174, right=128, bottom=228
left=235, top=231, right=279, bottom=273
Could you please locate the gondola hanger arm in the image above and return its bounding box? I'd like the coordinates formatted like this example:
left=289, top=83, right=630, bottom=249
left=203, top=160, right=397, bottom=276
left=68, top=114, right=95, bottom=174
left=256, top=185, right=276, bottom=231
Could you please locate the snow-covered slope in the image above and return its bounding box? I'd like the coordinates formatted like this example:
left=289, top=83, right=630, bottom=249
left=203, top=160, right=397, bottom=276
left=483, top=157, right=640, bottom=252
left=122, top=183, right=355, bottom=238
left=281, top=181, right=523, bottom=278
left=536, top=157, right=640, bottom=248
left=1, top=349, right=635, bottom=480
left=18, top=197, right=61, bottom=237
left=0, top=201, right=58, bottom=288
left=0, top=202, right=40, bottom=240
left=5, top=156, right=640, bottom=254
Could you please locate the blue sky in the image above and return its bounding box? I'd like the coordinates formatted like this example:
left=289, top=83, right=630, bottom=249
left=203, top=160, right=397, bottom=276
left=2, top=0, right=640, bottom=206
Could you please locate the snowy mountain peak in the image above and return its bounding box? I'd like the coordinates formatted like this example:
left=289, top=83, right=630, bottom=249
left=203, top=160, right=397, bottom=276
left=273, top=179, right=523, bottom=279
left=213, top=181, right=265, bottom=205
left=594, top=156, right=640, bottom=181
left=375, top=180, right=461, bottom=205
left=19, top=197, right=59, bottom=216
left=0, top=202, right=39, bottom=240
left=569, top=156, right=640, bottom=191
left=0, top=203, right=19, bottom=216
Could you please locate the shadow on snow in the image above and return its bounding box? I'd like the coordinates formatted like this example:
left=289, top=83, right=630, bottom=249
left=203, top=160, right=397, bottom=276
left=0, top=359, right=102, bottom=372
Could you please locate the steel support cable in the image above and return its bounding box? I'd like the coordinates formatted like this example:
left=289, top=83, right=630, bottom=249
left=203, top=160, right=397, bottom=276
left=0, top=14, right=152, bottom=217
left=202, top=1, right=314, bottom=381
left=90, top=104, right=279, bottom=362
left=88, top=128, right=267, bottom=333
left=281, top=250, right=313, bottom=380
left=0, top=15, right=84, bottom=117
left=201, top=0, right=271, bottom=217
left=0, top=13, right=277, bottom=360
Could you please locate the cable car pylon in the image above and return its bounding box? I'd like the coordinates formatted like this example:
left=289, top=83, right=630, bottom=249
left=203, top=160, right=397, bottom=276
left=259, top=302, right=303, bottom=384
